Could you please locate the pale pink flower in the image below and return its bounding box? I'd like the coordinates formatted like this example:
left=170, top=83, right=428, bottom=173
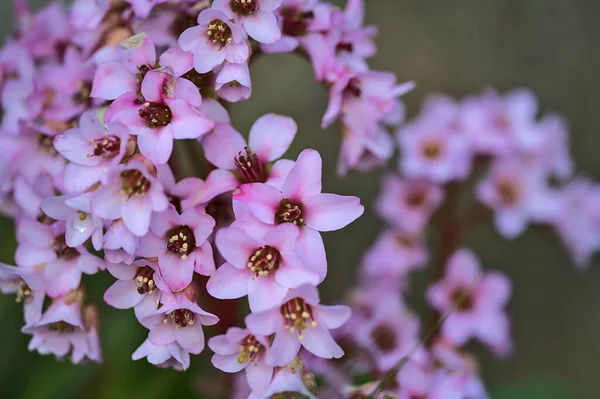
left=0, top=262, right=45, bottom=326
left=212, top=0, right=283, bottom=44
left=215, top=62, right=252, bottom=102
left=132, top=339, right=190, bottom=370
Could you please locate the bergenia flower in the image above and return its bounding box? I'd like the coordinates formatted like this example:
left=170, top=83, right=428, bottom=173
left=178, top=9, right=250, bottom=73
left=426, top=248, right=512, bottom=356
left=91, top=158, right=169, bottom=236
left=91, top=32, right=157, bottom=101
left=54, top=111, right=133, bottom=193
left=212, top=0, right=283, bottom=44
left=0, top=262, right=45, bottom=326
left=198, top=113, right=297, bottom=203
left=209, top=327, right=273, bottom=394
left=232, top=149, right=364, bottom=271
left=208, top=221, right=321, bottom=311
left=256, top=357, right=317, bottom=399
left=215, top=62, right=252, bottom=102
left=132, top=339, right=190, bottom=371
left=140, top=284, right=219, bottom=356
left=137, top=206, right=216, bottom=292
left=245, top=285, right=351, bottom=366
left=105, top=67, right=214, bottom=164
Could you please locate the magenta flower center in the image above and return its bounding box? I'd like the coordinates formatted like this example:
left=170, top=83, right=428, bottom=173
left=451, top=288, right=474, bottom=311
left=281, top=7, right=315, bottom=37
left=120, top=169, right=151, bottom=197
left=15, top=280, right=33, bottom=304
left=247, top=246, right=281, bottom=277
left=421, top=139, right=442, bottom=159
left=336, top=42, right=355, bottom=54
left=49, top=321, right=76, bottom=333
left=496, top=179, right=519, bottom=205
left=231, top=0, right=259, bottom=16
left=166, top=226, right=196, bottom=259
left=345, top=78, right=362, bottom=97
left=237, top=335, right=264, bottom=364
left=206, top=19, right=233, bottom=49
left=275, top=199, right=305, bottom=225
left=138, top=101, right=172, bottom=128
left=37, top=134, right=58, bottom=156
left=52, top=235, right=79, bottom=260
left=280, top=298, right=316, bottom=339
left=167, top=309, right=195, bottom=328
left=134, top=267, right=155, bottom=295
left=235, top=147, right=267, bottom=183
left=91, top=135, right=121, bottom=159
left=405, top=189, right=426, bottom=208
left=370, top=324, right=397, bottom=353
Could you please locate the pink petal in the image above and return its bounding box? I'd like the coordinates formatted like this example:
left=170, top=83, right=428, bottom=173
left=118, top=32, right=156, bottom=74
left=248, top=276, right=289, bottom=312
left=159, top=253, right=195, bottom=292
left=266, top=329, right=300, bottom=366
left=149, top=323, right=176, bottom=345
left=301, top=325, right=344, bottom=359
left=194, top=169, right=239, bottom=205
left=202, top=124, right=246, bottom=170
left=206, top=263, right=250, bottom=299
left=91, top=61, right=136, bottom=100
left=246, top=361, right=274, bottom=393
left=175, top=321, right=205, bottom=354
left=315, top=305, right=351, bottom=329
left=274, top=264, right=320, bottom=289
left=303, top=193, right=364, bottom=232
left=193, top=241, right=216, bottom=276
left=44, top=259, right=82, bottom=298
left=137, top=127, right=174, bottom=165
left=170, top=100, right=214, bottom=139
left=212, top=353, right=247, bottom=373
left=104, top=280, right=144, bottom=309
left=224, top=41, right=250, bottom=64
left=249, top=114, right=297, bottom=163
left=232, top=183, right=282, bottom=224
left=106, top=261, right=137, bottom=280
left=245, top=310, right=282, bottom=336
left=208, top=335, right=239, bottom=355
left=266, top=159, right=295, bottom=190
left=216, top=227, right=259, bottom=268
left=159, top=47, right=193, bottom=77
left=175, top=77, right=202, bottom=108
left=282, top=149, right=322, bottom=200
left=122, top=196, right=153, bottom=236
left=243, top=12, right=281, bottom=44
left=64, top=164, right=105, bottom=193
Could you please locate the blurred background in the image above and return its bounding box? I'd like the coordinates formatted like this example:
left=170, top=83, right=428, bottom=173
left=1, top=0, right=599, bottom=398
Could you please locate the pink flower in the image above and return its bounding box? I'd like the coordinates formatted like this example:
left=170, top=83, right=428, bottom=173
left=550, top=177, right=600, bottom=268
left=397, top=117, right=473, bottom=183
left=232, top=149, right=364, bottom=271
left=215, top=62, right=252, bottom=102
left=208, top=220, right=320, bottom=311
left=178, top=9, right=250, bottom=73
left=91, top=159, right=169, bottom=236
left=209, top=327, right=273, bottom=394
left=529, top=113, right=574, bottom=179
left=103, top=219, right=139, bottom=264
left=476, top=157, right=556, bottom=239
left=245, top=285, right=350, bottom=366
left=198, top=113, right=297, bottom=203
left=104, top=260, right=170, bottom=320
left=132, top=339, right=190, bottom=370
left=0, top=262, right=45, bottom=326
left=91, top=32, right=157, bottom=101
left=140, top=285, right=219, bottom=356
left=125, top=0, right=169, bottom=18
left=461, top=88, right=542, bottom=156
left=137, top=206, right=216, bottom=292
left=23, top=291, right=102, bottom=364
left=106, top=67, right=214, bottom=164
left=375, top=174, right=443, bottom=234
left=256, top=357, right=317, bottom=399
left=337, top=123, right=395, bottom=175
left=426, top=249, right=512, bottom=356
left=212, top=0, right=283, bottom=44
left=361, top=228, right=428, bottom=281
left=54, top=111, right=133, bottom=192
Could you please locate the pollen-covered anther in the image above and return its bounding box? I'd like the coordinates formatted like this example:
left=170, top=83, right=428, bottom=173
left=133, top=267, right=155, bottom=294
left=206, top=19, right=233, bottom=49
left=138, top=101, right=172, bottom=128
left=90, top=135, right=121, bottom=158
left=237, top=335, right=264, bottom=364
left=120, top=169, right=151, bottom=197
left=275, top=199, right=305, bottom=225
left=165, top=226, right=196, bottom=259
left=166, top=309, right=194, bottom=328
left=231, top=0, right=259, bottom=16
left=281, top=298, right=317, bottom=340
left=247, top=246, right=281, bottom=277
left=235, top=147, right=267, bottom=183
left=15, top=280, right=33, bottom=304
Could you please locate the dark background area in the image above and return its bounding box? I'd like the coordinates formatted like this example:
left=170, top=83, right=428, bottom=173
left=0, top=1, right=599, bottom=398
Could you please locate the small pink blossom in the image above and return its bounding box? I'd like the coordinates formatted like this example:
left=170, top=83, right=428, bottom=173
left=212, top=0, right=283, bottom=44
left=426, top=249, right=512, bottom=356
left=0, top=262, right=45, bottom=326
left=245, top=285, right=351, bottom=366
left=132, top=339, right=190, bottom=370
left=215, top=62, right=252, bottom=102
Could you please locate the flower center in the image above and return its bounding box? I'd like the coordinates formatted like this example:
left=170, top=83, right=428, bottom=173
left=37, top=134, right=58, bottom=156
left=280, top=298, right=317, bottom=340
left=231, top=0, right=259, bottom=16
left=237, top=335, right=264, bottom=364
left=166, top=225, right=196, bottom=259
left=281, top=7, right=315, bottom=37
left=336, top=42, right=355, bottom=53
left=120, top=169, right=151, bottom=197
left=451, top=288, right=473, bottom=311
left=134, top=267, right=155, bottom=295
left=166, top=309, right=194, bottom=328
left=275, top=199, right=305, bottom=225
left=405, top=189, right=426, bottom=208
left=345, top=78, right=362, bottom=97
left=91, top=135, right=121, bottom=159
left=422, top=139, right=442, bottom=159
left=396, top=233, right=415, bottom=248
left=138, top=101, right=172, bottom=128
left=496, top=179, right=519, bottom=205
left=371, top=324, right=397, bottom=353
left=235, top=148, right=267, bottom=183
left=15, top=280, right=33, bottom=304
left=49, top=321, right=76, bottom=333
left=52, top=235, right=79, bottom=260
left=247, top=246, right=281, bottom=277
left=72, top=81, right=92, bottom=105
left=206, top=19, right=233, bottom=49
left=492, top=113, right=510, bottom=131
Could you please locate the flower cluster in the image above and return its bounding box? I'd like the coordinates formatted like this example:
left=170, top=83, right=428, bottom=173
left=0, top=0, right=596, bottom=398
